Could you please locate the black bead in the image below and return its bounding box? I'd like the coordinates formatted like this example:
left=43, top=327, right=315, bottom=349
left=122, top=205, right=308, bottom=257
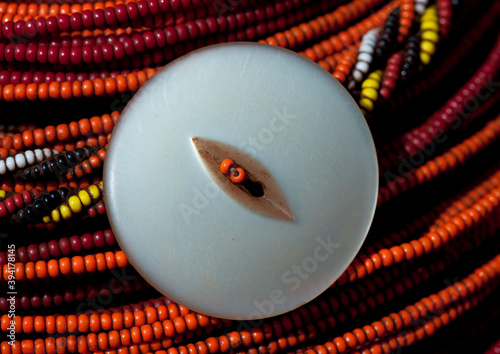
left=57, top=155, right=68, bottom=166
left=66, top=151, right=78, bottom=164
left=25, top=169, right=31, bottom=179
left=33, top=200, right=46, bottom=215
left=16, top=209, right=27, bottom=225
left=75, top=148, right=85, bottom=160
left=49, top=190, right=62, bottom=205
left=25, top=205, right=36, bottom=221
left=44, top=194, right=58, bottom=209
left=59, top=187, right=69, bottom=200
left=41, top=162, right=50, bottom=175
left=33, top=166, right=41, bottom=179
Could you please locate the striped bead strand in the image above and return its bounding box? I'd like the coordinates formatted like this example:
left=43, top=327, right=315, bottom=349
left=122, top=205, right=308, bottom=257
left=43, top=181, right=103, bottom=223
left=359, top=70, right=383, bottom=114
left=11, top=187, right=71, bottom=225
left=419, top=6, right=440, bottom=65
left=65, top=146, right=106, bottom=180
left=0, top=148, right=58, bottom=175
left=374, top=8, right=400, bottom=61
left=350, top=28, right=380, bottom=88
left=15, top=146, right=98, bottom=181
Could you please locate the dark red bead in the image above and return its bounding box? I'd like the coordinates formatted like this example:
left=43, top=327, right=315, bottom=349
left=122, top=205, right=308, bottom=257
left=70, top=13, right=83, bottom=32
left=27, top=244, right=39, bottom=261
left=17, top=246, right=28, bottom=262
left=127, top=2, right=140, bottom=20
left=101, top=43, right=114, bottom=61
left=59, top=47, right=70, bottom=65
left=71, top=47, right=82, bottom=65
left=38, top=242, right=50, bottom=259
left=105, top=7, right=118, bottom=27
left=93, top=45, right=103, bottom=63
left=94, top=8, right=106, bottom=28
left=148, top=0, right=160, bottom=15
left=4, top=44, right=15, bottom=62
left=93, top=230, right=105, bottom=247
left=48, top=240, right=60, bottom=258
left=115, top=4, right=129, bottom=23
left=10, top=71, right=21, bottom=85
left=36, top=17, right=47, bottom=36
left=143, top=31, right=156, bottom=49
left=46, top=16, right=58, bottom=33
left=82, top=10, right=95, bottom=29
left=70, top=235, right=82, bottom=252
left=37, top=45, right=48, bottom=63
left=58, top=14, right=71, bottom=32
left=59, top=237, right=71, bottom=254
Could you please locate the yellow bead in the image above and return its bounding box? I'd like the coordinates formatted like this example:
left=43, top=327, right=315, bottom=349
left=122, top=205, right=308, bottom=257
left=360, top=108, right=367, bottom=116
left=51, top=209, right=61, bottom=223
left=359, top=98, right=374, bottom=112
left=368, top=71, right=382, bottom=81
left=68, top=196, right=83, bottom=213
left=421, top=13, right=438, bottom=22
left=421, top=21, right=439, bottom=32
left=420, top=52, right=432, bottom=65
left=421, top=41, right=436, bottom=55
left=60, top=205, right=72, bottom=220
left=78, top=190, right=92, bottom=206
left=43, top=216, right=51, bottom=224
left=361, top=78, right=380, bottom=90
left=0, top=190, right=5, bottom=198
left=361, top=87, right=379, bottom=101
left=422, top=30, right=439, bottom=43
left=87, top=185, right=100, bottom=199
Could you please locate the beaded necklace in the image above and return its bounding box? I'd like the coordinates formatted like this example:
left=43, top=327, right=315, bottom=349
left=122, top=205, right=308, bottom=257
left=1, top=0, right=500, bottom=353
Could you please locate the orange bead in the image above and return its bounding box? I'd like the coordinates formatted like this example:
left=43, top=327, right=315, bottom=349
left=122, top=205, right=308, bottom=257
left=59, top=257, right=71, bottom=275
left=219, top=159, right=234, bottom=174
left=230, top=167, right=246, bottom=183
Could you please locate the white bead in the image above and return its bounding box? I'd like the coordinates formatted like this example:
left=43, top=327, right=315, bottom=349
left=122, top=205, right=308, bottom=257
left=355, top=61, right=370, bottom=74
left=52, top=150, right=60, bottom=155
left=353, top=70, right=363, bottom=82
left=25, top=150, right=35, bottom=165
left=359, top=44, right=374, bottom=54
left=6, top=157, right=16, bottom=171
left=0, top=161, right=6, bottom=174
left=415, top=4, right=426, bottom=14
left=34, top=149, right=44, bottom=162
left=15, top=154, right=26, bottom=169
left=358, top=52, right=372, bottom=63
left=43, top=148, right=52, bottom=158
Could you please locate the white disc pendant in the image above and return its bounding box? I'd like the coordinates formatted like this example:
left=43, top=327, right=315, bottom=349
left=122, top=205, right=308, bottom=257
left=104, top=42, right=378, bottom=320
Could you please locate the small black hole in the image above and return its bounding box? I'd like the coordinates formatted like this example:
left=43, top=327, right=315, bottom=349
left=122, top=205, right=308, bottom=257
left=241, top=179, right=264, bottom=197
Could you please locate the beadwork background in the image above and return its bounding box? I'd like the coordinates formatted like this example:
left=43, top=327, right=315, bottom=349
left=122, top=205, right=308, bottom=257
left=0, top=0, right=499, bottom=353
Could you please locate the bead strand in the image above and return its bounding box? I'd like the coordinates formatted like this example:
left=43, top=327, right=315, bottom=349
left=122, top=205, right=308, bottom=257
left=419, top=5, right=439, bottom=65
left=299, top=1, right=399, bottom=63
left=65, top=146, right=106, bottom=180
left=358, top=70, right=383, bottom=114
left=378, top=51, right=402, bottom=100
left=260, top=0, right=386, bottom=50
left=0, top=188, right=42, bottom=219
left=0, top=0, right=328, bottom=66
left=398, top=0, right=415, bottom=42
left=378, top=115, right=500, bottom=204
left=400, top=34, right=420, bottom=80
left=0, top=273, right=147, bottom=312
left=1, top=250, right=127, bottom=281
left=14, top=146, right=98, bottom=181
left=0, top=149, right=59, bottom=175
left=310, top=253, right=500, bottom=354
left=338, top=188, right=500, bottom=287
left=350, top=28, right=380, bottom=86
left=42, top=181, right=103, bottom=223
left=0, top=229, right=116, bottom=266
left=11, top=187, right=72, bottom=225
left=378, top=34, right=500, bottom=172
